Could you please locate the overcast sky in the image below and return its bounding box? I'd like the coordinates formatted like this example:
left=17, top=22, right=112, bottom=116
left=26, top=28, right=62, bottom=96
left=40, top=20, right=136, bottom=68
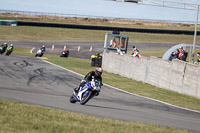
left=1, top=0, right=200, bottom=23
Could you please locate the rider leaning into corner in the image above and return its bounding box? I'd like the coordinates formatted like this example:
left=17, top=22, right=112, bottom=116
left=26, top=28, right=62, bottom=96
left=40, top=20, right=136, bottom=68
left=0, top=42, right=8, bottom=54
left=74, top=67, right=103, bottom=96
left=1, top=42, right=8, bottom=49
left=41, top=45, right=46, bottom=53
left=5, top=44, right=14, bottom=56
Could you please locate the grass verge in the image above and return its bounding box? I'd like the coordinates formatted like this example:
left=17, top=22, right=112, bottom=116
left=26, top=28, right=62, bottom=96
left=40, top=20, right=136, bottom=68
left=0, top=98, right=191, bottom=133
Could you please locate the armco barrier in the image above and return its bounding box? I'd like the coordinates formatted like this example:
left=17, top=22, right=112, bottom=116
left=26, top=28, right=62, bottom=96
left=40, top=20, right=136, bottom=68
left=17, top=21, right=200, bottom=35
left=102, top=52, right=200, bottom=99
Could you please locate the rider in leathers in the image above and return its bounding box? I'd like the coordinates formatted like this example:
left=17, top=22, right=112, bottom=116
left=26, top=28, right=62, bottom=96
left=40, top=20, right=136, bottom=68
left=5, top=44, right=14, bottom=56
left=41, top=45, right=46, bottom=53
left=74, top=67, right=103, bottom=95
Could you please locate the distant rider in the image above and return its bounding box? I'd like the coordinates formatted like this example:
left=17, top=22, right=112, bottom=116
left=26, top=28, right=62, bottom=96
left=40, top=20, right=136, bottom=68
left=5, top=44, right=14, bottom=56
left=74, top=67, right=103, bottom=95
left=36, top=45, right=46, bottom=57
left=41, top=45, right=46, bottom=53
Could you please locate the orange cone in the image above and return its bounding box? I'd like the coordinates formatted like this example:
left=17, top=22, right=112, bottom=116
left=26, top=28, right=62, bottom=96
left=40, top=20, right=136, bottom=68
left=64, top=45, right=66, bottom=51
left=52, top=44, right=55, bottom=51
left=77, top=45, right=80, bottom=52
left=90, top=46, right=93, bottom=52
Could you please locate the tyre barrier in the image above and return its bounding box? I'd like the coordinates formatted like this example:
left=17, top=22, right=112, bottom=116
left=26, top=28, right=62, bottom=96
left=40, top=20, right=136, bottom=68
left=91, top=53, right=102, bottom=67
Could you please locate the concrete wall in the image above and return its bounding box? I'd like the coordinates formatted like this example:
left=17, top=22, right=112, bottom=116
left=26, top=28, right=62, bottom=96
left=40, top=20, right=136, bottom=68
left=102, top=52, right=148, bottom=82
left=102, top=52, right=200, bottom=99
left=182, top=64, right=200, bottom=97
left=148, top=56, right=173, bottom=89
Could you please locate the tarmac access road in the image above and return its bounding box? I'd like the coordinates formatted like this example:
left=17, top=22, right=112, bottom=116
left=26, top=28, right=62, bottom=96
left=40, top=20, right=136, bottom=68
left=0, top=55, right=200, bottom=132
left=0, top=41, right=176, bottom=59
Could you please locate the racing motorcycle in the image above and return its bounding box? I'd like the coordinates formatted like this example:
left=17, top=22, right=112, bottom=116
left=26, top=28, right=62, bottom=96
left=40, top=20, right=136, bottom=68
left=35, top=49, right=44, bottom=57
left=0, top=45, right=7, bottom=54
left=60, top=50, right=69, bottom=57
left=5, top=47, right=13, bottom=56
left=70, top=78, right=101, bottom=105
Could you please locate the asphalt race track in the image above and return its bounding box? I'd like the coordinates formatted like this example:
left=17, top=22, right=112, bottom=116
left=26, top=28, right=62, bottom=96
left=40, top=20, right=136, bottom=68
left=0, top=55, right=200, bottom=132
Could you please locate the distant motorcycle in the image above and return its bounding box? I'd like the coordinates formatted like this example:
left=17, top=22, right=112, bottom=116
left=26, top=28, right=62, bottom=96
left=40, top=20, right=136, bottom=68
left=35, top=49, right=44, bottom=57
left=5, top=45, right=14, bottom=56
left=70, top=78, right=101, bottom=105
left=5, top=49, right=12, bottom=56
left=0, top=45, right=7, bottom=54
left=60, top=50, right=69, bottom=57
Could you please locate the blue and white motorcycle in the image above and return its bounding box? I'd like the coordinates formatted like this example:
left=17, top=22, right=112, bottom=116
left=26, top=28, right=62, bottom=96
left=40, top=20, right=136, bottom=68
left=70, top=78, right=101, bottom=105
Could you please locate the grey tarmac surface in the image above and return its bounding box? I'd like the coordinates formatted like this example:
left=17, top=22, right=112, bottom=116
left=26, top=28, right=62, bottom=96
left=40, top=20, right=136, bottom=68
left=0, top=41, right=176, bottom=59
left=0, top=55, right=200, bottom=132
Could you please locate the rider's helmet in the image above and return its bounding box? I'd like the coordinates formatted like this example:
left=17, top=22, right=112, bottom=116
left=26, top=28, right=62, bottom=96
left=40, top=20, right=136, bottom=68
left=42, top=45, right=45, bottom=47
left=95, top=67, right=103, bottom=76
left=10, top=44, right=13, bottom=47
left=4, top=43, right=8, bottom=47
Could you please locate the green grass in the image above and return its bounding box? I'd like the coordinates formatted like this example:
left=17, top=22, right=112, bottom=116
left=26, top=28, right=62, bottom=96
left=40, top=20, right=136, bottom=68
left=1, top=25, right=200, bottom=44
left=0, top=98, right=191, bottom=133
left=0, top=25, right=106, bottom=42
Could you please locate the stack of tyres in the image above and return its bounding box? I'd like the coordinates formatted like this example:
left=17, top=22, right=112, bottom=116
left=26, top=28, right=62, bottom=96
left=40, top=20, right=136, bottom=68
left=91, top=54, right=97, bottom=67
left=91, top=53, right=102, bottom=67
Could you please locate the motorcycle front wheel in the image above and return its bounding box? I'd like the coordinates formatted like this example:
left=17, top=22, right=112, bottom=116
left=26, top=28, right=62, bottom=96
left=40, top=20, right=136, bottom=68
left=80, top=90, right=93, bottom=105
left=69, top=95, right=77, bottom=103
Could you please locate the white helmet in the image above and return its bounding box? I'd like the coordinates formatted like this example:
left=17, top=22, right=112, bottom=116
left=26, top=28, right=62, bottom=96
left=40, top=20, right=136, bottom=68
left=95, top=67, right=103, bottom=76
